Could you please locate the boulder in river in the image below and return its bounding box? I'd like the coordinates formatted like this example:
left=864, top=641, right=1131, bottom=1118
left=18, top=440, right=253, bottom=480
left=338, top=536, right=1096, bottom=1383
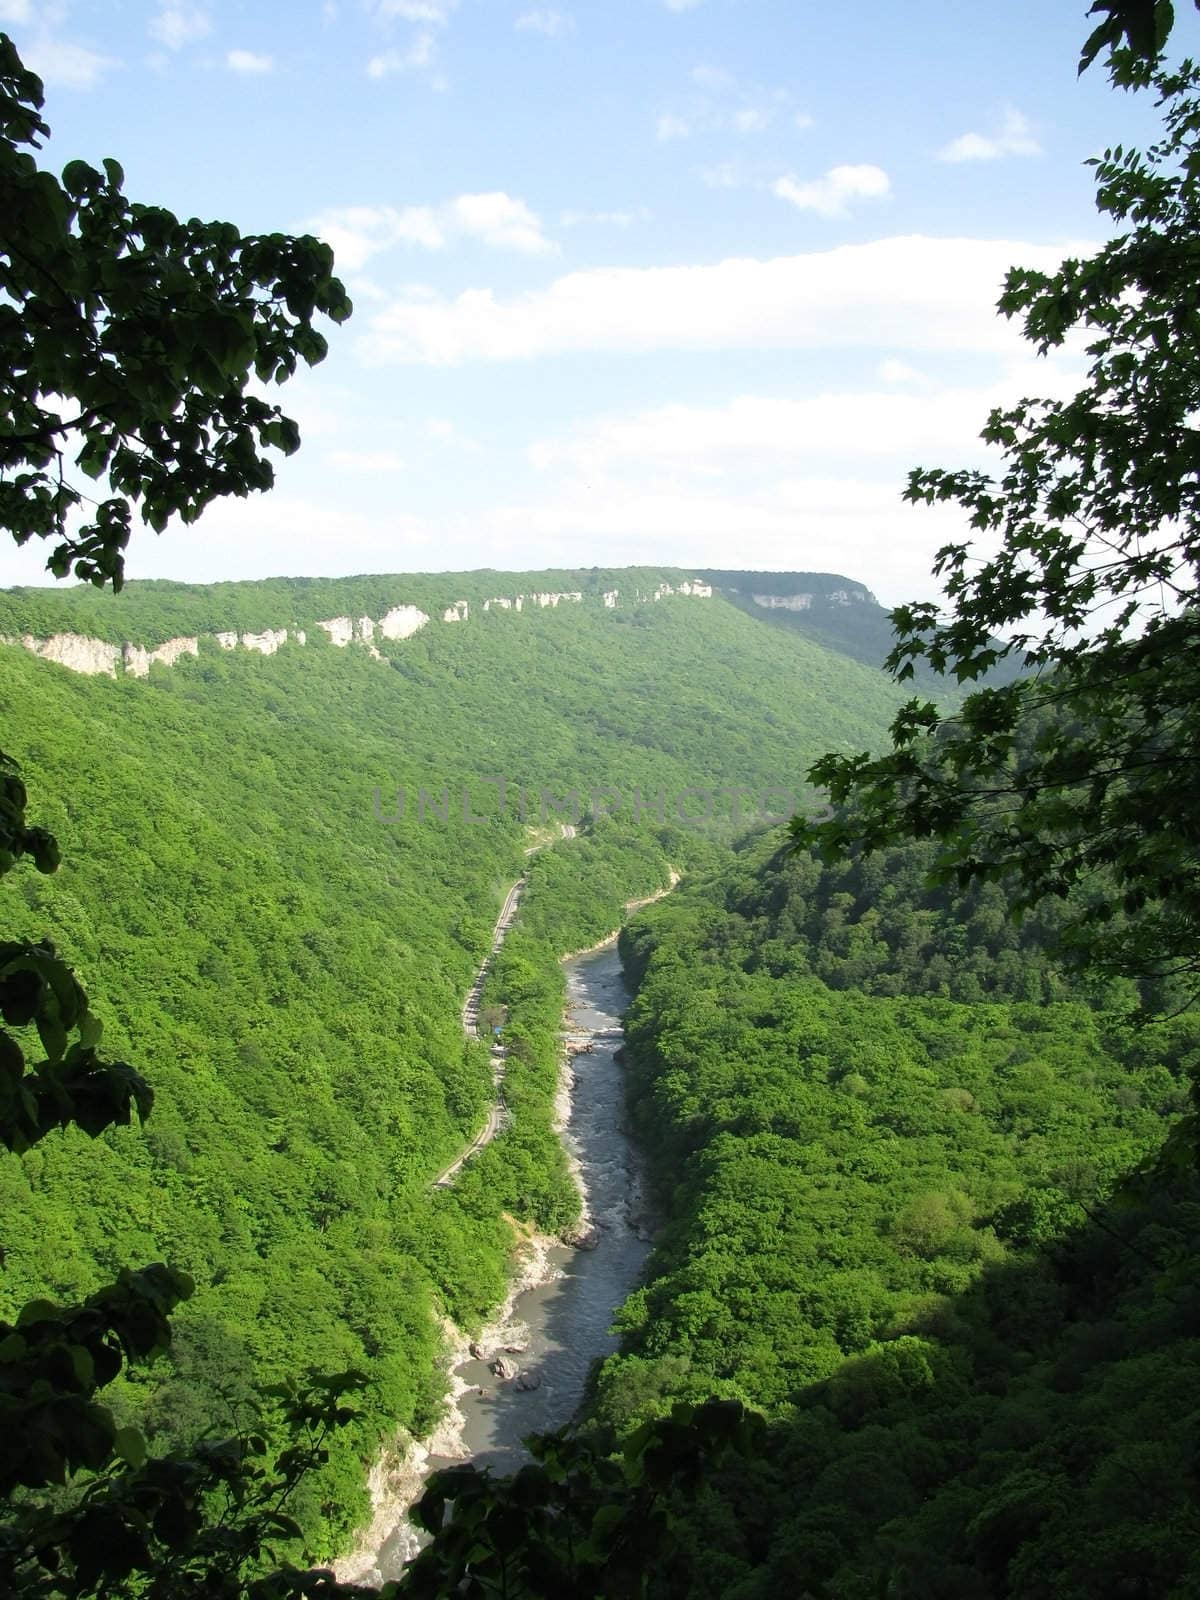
left=564, top=1221, right=601, bottom=1250
left=490, top=1355, right=519, bottom=1380
left=515, top=1370, right=542, bottom=1392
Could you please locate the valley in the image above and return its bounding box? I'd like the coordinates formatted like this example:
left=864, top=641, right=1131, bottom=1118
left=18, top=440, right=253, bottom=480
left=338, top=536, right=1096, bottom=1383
left=3, top=10, right=1199, bottom=1593
left=2, top=567, right=1197, bottom=1595
left=0, top=571, right=910, bottom=1556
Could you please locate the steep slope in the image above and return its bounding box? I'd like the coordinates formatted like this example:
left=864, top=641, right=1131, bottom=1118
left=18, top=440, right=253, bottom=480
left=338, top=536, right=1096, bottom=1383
left=587, top=835, right=1200, bottom=1598
left=698, top=568, right=899, bottom=671
left=0, top=575, right=908, bottom=1554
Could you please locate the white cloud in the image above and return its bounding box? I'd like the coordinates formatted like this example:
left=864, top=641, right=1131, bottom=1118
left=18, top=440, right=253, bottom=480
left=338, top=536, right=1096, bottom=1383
left=701, top=161, right=742, bottom=189
left=657, top=70, right=791, bottom=144
left=773, top=164, right=890, bottom=218
left=149, top=4, right=210, bottom=50
left=376, top=0, right=456, bottom=19
left=516, top=8, right=571, bottom=35
left=310, top=205, right=442, bottom=268
left=127, top=493, right=437, bottom=584
left=367, top=32, right=434, bottom=75
left=877, top=358, right=929, bottom=387
left=364, top=235, right=1089, bottom=366
left=509, top=357, right=1086, bottom=600
left=0, top=1, right=31, bottom=22
left=325, top=448, right=406, bottom=473
left=527, top=369, right=1083, bottom=476
left=469, top=481, right=968, bottom=604
left=663, top=0, right=703, bottom=10
left=342, top=273, right=389, bottom=303
left=21, top=36, right=117, bottom=88
left=656, top=112, right=691, bottom=141
left=448, top=191, right=555, bottom=254
left=227, top=48, right=273, bottom=73
left=309, top=193, right=554, bottom=269
left=939, top=107, right=1040, bottom=163
left=731, top=106, right=770, bottom=133
left=560, top=207, right=646, bottom=228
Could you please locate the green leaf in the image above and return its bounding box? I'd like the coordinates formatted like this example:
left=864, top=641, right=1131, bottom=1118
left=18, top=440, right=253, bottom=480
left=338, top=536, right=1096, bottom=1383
left=113, top=1426, right=146, bottom=1468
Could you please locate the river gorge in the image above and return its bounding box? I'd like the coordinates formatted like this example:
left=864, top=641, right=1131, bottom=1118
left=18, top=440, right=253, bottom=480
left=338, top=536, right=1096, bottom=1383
left=339, top=941, right=653, bottom=1586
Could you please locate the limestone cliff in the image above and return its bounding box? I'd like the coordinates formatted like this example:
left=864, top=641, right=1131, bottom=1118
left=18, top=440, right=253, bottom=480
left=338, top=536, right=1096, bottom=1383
left=3, top=582, right=713, bottom=681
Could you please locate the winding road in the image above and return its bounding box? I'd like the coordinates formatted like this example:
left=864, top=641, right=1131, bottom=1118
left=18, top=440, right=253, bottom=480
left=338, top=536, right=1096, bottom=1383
left=433, top=825, right=577, bottom=1190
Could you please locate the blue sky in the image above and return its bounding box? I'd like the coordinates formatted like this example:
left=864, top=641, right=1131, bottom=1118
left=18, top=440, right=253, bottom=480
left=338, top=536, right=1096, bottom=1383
left=0, top=1, right=1191, bottom=602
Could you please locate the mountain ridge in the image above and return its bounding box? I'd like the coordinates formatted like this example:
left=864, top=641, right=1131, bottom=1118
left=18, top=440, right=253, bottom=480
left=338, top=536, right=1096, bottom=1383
left=0, top=566, right=889, bottom=668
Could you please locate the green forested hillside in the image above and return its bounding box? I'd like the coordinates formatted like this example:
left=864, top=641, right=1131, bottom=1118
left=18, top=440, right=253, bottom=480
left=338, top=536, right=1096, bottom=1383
left=2, top=568, right=749, bottom=648
left=0, top=581, right=906, bottom=1553
left=584, top=836, right=1200, bottom=1597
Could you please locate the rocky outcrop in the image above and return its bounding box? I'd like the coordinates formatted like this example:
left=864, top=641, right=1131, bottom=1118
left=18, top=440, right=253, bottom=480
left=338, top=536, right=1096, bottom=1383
left=20, top=633, right=121, bottom=676
left=241, top=628, right=289, bottom=656
left=317, top=616, right=355, bottom=646
left=123, top=636, right=200, bottom=677
left=379, top=604, right=429, bottom=640
left=752, top=586, right=870, bottom=611
left=6, top=578, right=717, bottom=682
left=564, top=1221, right=601, bottom=1251
left=490, top=1355, right=519, bottom=1381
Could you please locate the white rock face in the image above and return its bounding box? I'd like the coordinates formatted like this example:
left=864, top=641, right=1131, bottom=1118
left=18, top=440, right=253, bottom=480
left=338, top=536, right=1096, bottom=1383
left=123, top=636, right=200, bottom=678
left=24, top=633, right=120, bottom=676
left=753, top=592, right=813, bottom=611
left=241, top=628, right=288, bottom=656
left=317, top=616, right=355, bottom=646
left=379, top=605, right=429, bottom=640
left=12, top=578, right=718, bottom=685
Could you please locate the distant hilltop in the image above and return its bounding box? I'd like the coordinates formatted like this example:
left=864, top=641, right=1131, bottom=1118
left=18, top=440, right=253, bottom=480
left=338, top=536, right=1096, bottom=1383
left=742, top=585, right=871, bottom=611
left=1, top=578, right=719, bottom=679
left=0, top=566, right=891, bottom=680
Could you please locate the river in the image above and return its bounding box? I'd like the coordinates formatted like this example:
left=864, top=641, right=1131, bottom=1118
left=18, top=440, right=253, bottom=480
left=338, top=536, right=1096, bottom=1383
left=428, top=942, right=653, bottom=1473
left=341, top=941, right=652, bottom=1583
